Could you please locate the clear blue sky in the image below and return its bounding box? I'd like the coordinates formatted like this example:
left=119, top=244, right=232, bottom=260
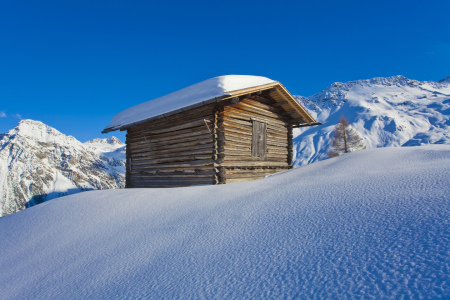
left=1, top=0, right=449, bottom=142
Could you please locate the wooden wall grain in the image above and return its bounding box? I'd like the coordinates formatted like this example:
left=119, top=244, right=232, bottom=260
left=125, top=95, right=293, bottom=187
left=216, top=97, right=292, bottom=184
left=126, top=104, right=215, bottom=188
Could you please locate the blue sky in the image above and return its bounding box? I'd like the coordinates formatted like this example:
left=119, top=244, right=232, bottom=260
left=1, top=0, right=449, bottom=142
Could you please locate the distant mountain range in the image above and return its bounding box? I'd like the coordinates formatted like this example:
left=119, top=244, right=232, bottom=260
left=0, top=120, right=125, bottom=216
left=0, top=75, right=448, bottom=216
left=293, top=75, right=450, bottom=166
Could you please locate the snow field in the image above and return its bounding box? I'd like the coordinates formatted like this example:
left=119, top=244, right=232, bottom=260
left=0, top=145, right=449, bottom=299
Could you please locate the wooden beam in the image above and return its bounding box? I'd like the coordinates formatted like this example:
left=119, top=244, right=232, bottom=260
left=266, top=87, right=277, bottom=94
left=272, top=101, right=289, bottom=107
left=217, top=161, right=289, bottom=167
left=230, top=97, right=239, bottom=104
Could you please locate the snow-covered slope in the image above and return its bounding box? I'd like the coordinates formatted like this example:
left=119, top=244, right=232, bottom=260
left=83, top=136, right=126, bottom=161
left=0, top=120, right=125, bottom=216
left=0, top=145, right=448, bottom=299
left=293, top=75, right=450, bottom=166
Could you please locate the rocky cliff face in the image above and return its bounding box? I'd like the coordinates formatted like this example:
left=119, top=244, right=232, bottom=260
left=293, top=75, right=450, bottom=166
left=0, top=120, right=125, bottom=216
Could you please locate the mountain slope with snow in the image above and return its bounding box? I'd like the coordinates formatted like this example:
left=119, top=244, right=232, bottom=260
left=293, top=75, right=450, bottom=166
left=0, top=145, right=448, bottom=299
left=0, top=120, right=125, bottom=216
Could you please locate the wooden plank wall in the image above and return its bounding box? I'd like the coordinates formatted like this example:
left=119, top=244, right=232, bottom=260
left=125, top=94, right=294, bottom=187
left=217, top=96, right=292, bottom=184
left=126, top=104, right=215, bottom=188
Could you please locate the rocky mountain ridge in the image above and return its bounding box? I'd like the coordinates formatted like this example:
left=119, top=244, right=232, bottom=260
left=0, top=120, right=125, bottom=216
left=293, top=75, right=450, bottom=165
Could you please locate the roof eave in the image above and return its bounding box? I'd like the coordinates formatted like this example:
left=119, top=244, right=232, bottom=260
left=223, top=82, right=316, bottom=124
left=102, top=95, right=229, bottom=133
left=273, top=82, right=316, bottom=124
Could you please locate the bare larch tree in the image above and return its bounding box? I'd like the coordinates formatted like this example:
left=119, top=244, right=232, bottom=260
left=327, top=116, right=366, bottom=158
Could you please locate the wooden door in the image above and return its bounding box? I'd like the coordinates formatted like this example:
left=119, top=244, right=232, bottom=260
left=252, top=120, right=267, bottom=158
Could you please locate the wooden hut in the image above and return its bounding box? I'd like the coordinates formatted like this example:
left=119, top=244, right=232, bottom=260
left=103, top=75, right=319, bottom=187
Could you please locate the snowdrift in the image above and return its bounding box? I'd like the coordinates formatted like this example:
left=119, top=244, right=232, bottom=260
left=0, top=146, right=449, bottom=298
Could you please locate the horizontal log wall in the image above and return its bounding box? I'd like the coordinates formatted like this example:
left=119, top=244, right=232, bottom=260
left=126, top=104, right=215, bottom=188
left=125, top=94, right=295, bottom=187
left=218, top=166, right=291, bottom=184
left=217, top=96, right=292, bottom=184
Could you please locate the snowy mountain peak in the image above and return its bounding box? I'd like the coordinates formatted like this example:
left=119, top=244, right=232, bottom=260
left=293, top=75, right=450, bottom=166
left=6, top=119, right=78, bottom=145
left=83, top=137, right=125, bottom=157
left=341, top=75, right=450, bottom=90
left=439, top=75, right=450, bottom=84
left=295, top=76, right=423, bottom=114
left=320, top=76, right=419, bottom=94
left=358, top=75, right=411, bottom=86
left=0, top=119, right=125, bottom=216
left=15, top=119, right=59, bottom=135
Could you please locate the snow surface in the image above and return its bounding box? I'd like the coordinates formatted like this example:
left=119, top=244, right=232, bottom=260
left=0, top=145, right=449, bottom=299
left=104, top=75, right=275, bottom=132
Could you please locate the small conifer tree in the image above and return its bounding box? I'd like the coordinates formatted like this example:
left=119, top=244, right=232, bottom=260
left=327, top=116, right=366, bottom=157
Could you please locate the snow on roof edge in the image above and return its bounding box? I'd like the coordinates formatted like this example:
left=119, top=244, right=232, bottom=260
left=103, top=75, right=276, bottom=133
left=104, top=95, right=229, bottom=133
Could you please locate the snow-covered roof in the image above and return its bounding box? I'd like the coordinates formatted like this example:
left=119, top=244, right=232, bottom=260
left=103, top=75, right=283, bottom=133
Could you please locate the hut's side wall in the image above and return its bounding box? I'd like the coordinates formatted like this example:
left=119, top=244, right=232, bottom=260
left=217, top=97, right=292, bottom=184
left=126, top=104, right=215, bottom=188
